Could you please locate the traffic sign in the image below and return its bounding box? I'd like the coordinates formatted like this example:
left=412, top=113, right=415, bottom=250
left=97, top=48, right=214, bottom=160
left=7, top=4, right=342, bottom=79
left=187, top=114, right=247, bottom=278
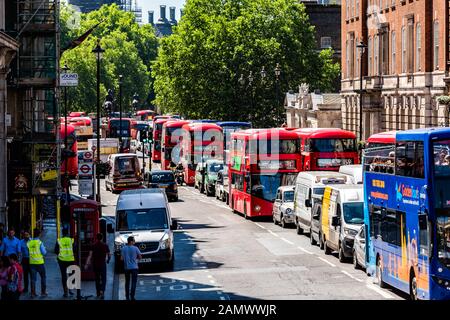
left=78, top=162, right=93, bottom=177
left=83, top=151, right=93, bottom=160
left=91, top=145, right=96, bottom=152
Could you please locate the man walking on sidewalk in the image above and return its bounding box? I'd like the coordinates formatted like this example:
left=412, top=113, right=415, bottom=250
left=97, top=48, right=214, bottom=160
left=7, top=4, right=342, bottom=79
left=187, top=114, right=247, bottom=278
left=27, top=229, right=47, bottom=298
left=85, top=233, right=111, bottom=299
left=19, top=231, right=31, bottom=293
left=120, top=236, right=141, bottom=300
left=0, top=228, right=20, bottom=258
left=55, top=228, right=75, bottom=298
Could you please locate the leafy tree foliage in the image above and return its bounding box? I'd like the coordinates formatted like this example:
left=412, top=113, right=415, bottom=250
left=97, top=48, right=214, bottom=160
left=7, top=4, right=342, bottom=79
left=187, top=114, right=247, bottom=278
left=153, top=0, right=340, bottom=127
left=60, top=4, right=158, bottom=114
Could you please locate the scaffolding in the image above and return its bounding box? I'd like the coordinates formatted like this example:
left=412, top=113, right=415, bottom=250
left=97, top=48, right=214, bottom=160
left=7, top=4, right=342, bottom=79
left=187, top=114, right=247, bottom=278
left=119, top=0, right=142, bottom=24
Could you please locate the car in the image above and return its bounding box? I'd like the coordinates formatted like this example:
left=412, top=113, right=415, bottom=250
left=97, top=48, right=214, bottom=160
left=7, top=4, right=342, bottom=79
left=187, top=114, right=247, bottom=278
left=272, top=186, right=295, bottom=228
left=113, top=189, right=177, bottom=272
left=353, top=225, right=366, bottom=270
left=146, top=170, right=178, bottom=202
left=194, top=162, right=206, bottom=193
left=204, top=159, right=224, bottom=196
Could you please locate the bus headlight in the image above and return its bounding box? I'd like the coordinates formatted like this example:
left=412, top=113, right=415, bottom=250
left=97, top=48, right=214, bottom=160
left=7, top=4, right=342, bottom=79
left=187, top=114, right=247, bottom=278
left=160, top=233, right=170, bottom=250
left=344, top=228, right=357, bottom=237
left=254, top=205, right=261, bottom=213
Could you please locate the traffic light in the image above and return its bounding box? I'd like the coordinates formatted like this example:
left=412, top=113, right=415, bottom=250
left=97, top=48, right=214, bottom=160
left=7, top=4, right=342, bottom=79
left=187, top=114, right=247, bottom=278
left=140, top=130, right=148, bottom=143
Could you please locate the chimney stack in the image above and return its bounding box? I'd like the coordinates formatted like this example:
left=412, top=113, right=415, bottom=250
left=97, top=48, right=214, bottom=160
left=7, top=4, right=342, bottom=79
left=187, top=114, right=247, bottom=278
left=180, top=9, right=184, bottom=18
left=148, top=11, right=154, bottom=25
left=159, top=5, right=167, bottom=22
left=169, top=6, right=177, bottom=25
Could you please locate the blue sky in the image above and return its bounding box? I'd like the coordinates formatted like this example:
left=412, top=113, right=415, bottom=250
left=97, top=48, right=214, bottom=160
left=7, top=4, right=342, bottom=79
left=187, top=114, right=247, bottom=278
left=138, top=0, right=186, bottom=24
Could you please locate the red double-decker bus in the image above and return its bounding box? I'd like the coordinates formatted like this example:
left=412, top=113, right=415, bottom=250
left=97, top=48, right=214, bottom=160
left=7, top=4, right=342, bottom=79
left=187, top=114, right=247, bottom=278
left=294, top=128, right=359, bottom=171
left=152, top=118, right=173, bottom=163
left=60, top=123, right=78, bottom=178
left=229, top=128, right=301, bottom=218
left=161, top=120, right=191, bottom=170
left=366, top=130, right=396, bottom=148
left=135, top=110, right=155, bottom=121
left=69, top=117, right=94, bottom=151
left=180, top=123, right=223, bottom=186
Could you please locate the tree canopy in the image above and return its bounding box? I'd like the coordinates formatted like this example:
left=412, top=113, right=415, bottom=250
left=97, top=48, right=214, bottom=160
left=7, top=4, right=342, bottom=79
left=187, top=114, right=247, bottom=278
left=60, top=4, right=158, bottom=114
left=152, top=0, right=340, bottom=127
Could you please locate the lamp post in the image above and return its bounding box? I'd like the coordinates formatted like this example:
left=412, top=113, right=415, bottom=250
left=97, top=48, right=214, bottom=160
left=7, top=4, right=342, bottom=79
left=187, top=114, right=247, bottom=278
left=92, top=40, right=105, bottom=212
left=274, top=63, right=282, bottom=123
left=356, top=41, right=367, bottom=142
left=118, top=75, right=123, bottom=152
left=62, top=64, right=70, bottom=222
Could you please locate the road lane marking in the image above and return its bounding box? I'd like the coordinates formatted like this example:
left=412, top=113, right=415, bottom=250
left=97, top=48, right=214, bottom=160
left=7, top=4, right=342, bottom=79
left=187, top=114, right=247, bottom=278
left=268, top=230, right=280, bottom=238
left=280, top=238, right=294, bottom=245
left=317, top=256, right=336, bottom=267
left=297, top=246, right=314, bottom=254
left=341, top=270, right=363, bottom=282
left=208, top=216, right=220, bottom=224
left=209, top=280, right=216, bottom=284
left=254, top=223, right=267, bottom=230
left=207, top=275, right=213, bottom=278
left=366, top=282, right=395, bottom=299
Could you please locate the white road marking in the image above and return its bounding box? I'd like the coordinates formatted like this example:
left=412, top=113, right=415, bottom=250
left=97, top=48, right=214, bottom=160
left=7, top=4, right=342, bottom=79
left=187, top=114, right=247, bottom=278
left=268, top=230, right=280, bottom=238
left=317, top=256, right=336, bottom=267
left=341, top=270, right=363, bottom=282
left=254, top=223, right=267, bottom=230
left=209, top=280, right=216, bottom=284
left=207, top=275, right=213, bottom=279
left=366, top=283, right=395, bottom=299
left=280, top=238, right=294, bottom=245
left=297, top=247, right=313, bottom=254
left=208, top=216, right=220, bottom=224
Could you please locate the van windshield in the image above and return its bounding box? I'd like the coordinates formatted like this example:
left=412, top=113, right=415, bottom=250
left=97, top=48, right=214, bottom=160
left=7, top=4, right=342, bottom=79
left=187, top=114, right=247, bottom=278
left=342, top=202, right=364, bottom=224
left=117, top=208, right=168, bottom=231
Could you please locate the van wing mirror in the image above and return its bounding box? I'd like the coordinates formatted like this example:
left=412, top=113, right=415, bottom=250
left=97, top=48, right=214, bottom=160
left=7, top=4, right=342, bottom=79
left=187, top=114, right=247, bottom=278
left=305, top=199, right=312, bottom=208
left=331, top=215, right=340, bottom=227
left=107, top=223, right=114, bottom=234
left=171, top=219, right=178, bottom=230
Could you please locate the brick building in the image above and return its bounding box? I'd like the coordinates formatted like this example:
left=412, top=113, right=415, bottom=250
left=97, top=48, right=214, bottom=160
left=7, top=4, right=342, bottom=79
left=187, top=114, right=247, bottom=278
left=341, top=0, right=449, bottom=140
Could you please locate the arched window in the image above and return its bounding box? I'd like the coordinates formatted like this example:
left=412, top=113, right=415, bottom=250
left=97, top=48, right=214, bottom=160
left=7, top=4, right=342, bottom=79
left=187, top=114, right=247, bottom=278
left=416, top=24, right=421, bottom=71
left=434, top=21, right=440, bottom=70
left=401, top=26, right=406, bottom=73
left=391, top=31, right=396, bottom=74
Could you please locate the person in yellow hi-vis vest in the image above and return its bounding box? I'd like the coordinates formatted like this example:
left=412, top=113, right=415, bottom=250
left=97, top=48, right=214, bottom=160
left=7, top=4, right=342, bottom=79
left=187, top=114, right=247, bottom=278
left=54, top=227, right=75, bottom=298
left=27, top=228, right=47, bottom=298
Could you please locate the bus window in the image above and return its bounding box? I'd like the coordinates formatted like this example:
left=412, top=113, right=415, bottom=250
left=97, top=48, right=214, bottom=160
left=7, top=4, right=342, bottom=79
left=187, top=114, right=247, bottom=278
left=395, top=141, right=424, bottom=178
left=307, top=138, right=356, bottom=153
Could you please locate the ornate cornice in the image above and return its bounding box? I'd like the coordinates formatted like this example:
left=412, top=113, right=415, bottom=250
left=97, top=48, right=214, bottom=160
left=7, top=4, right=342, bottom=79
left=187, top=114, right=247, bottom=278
left=0, top=31, right=19, bottom=74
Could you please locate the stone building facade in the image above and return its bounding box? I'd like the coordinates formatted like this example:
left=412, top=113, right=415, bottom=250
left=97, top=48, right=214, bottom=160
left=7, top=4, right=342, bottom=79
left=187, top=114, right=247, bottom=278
left=341, top=0, right=449, bottom=140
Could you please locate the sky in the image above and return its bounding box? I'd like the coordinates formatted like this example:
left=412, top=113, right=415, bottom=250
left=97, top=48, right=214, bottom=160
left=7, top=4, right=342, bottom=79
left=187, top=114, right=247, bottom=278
left=137, top=0, right=186, bottom=24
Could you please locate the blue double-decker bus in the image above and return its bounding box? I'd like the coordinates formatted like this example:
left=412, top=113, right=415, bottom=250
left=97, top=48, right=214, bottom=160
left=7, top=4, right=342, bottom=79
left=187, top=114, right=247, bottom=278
left=363, top=128, right=450, bottom=300
left=216, top=121, right=252, bottom=165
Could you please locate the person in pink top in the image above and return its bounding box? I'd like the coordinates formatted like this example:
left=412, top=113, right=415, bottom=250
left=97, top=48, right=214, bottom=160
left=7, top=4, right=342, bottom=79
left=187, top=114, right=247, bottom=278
left=0, top=256, right=9, bottom=300
left=7, top=254, right=23, bottom=300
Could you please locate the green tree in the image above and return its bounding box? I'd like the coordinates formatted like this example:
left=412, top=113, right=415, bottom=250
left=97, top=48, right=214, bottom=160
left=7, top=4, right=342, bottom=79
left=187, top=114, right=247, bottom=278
left=153, top=0, right=340, bottom=127
left=60, top=4, right=158, bottom=114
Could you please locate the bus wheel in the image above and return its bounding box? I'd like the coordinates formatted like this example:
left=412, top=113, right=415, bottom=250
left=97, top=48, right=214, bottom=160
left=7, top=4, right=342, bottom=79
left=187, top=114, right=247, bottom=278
left=376, top=257, right=387, bottom=288
left=319, top=233, right=324, bottom=250
left=410, top=271, right=418, bottom=300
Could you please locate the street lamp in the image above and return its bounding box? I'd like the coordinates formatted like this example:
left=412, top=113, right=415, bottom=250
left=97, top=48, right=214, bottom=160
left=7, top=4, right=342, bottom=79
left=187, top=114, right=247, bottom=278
left=274, top=63, right=282, bottom=123
left=92, top=39, right=104, bottom=212
left=356, top=41, right=367, bottom=142
left=260, top=66, right=267, bottom=84
left=132, top=93, right=140, bottom=113
left=118, top=74, right=123, bottom=152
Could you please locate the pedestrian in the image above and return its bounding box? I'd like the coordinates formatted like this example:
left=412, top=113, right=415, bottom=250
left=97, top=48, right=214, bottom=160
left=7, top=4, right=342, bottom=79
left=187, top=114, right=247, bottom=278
left=6, top=253, right=23, bottom=300
left=0, top=223, right=4, bottom=247
left=0, top=228, right=20, bottom=258
left=0, top=256, right=9, bottom=300
left=54, top=227, right=75, bottom=298
left=120, top=236, right=141, bottom=301
left=19, top=230, right=31, bottom=293
left=85, top=233, right=111, bottom=299
left=27, top=228, right=47, bottom=298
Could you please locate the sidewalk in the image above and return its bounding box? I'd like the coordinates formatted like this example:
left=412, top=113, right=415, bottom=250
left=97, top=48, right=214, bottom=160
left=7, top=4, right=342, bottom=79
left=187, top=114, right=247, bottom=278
left=20, top=218, right=115, bottom=300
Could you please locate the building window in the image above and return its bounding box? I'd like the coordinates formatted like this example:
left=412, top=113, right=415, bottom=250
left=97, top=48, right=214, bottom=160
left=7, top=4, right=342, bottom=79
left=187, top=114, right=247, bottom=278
left=381, top=29, right=389, bottom=75
left=434, top=21, right=440, bottom=70
left=321, top=37, right=332, bottom=49
left=346, top=40, right=350, bottom=78
left=349, top=33, right=355, bottom=78
left=346, top=0, right=349, bottom=20
left=401, top=26, right=406, bottom=73
left=356, top=0, right=359, bottom=17
left=391, top=31, right=396, bottom=74
left=407, top=18, right=414, bottom=73
left=351, top=0, right=354, bottom=18
left=374, top=35, right=379, bottom=75
left=416, top=24, right=421, bottom=71
left=368, top=37, right=373, bottom=76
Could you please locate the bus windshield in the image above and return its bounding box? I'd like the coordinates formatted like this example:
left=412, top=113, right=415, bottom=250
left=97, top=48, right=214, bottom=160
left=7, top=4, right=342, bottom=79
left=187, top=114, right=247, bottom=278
left=117, top=208, right=168, bottom=231
left=250, top=173, right=297, bottom=202
left=342, top=202, right=364, bottom=224
left=208, top=163, right=223, bottom=173
left=257, top=139, right=299, bottom=154
left=308, top=138, right=356, bottom=152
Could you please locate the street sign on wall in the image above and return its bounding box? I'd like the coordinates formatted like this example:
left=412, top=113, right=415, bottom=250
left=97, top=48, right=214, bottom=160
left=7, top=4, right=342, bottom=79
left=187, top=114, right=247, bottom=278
left=60, top=73, right=79, bottom=86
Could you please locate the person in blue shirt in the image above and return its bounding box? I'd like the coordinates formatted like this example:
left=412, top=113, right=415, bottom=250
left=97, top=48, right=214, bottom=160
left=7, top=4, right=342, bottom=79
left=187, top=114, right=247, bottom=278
left=20, top=230, right=31, bottom=293
left=0, top=228, right=20, bottom=258
left=120, top=236, right=142, bottom=301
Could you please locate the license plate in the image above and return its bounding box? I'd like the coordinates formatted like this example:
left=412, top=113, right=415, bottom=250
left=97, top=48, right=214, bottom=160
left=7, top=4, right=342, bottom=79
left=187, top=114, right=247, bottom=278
left=160, top=185, right=168, bottom=188
left=140, top=258, right=152, bottom=263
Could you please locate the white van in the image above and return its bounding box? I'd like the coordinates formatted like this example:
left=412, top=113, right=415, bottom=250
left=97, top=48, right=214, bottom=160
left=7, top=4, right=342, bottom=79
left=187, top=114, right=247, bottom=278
left=293, top=171, right=348, bottom=235
left=113, top=189, right=177, bottom=271
left=105, top=153, right=143, bottom=193
left=321, top=184, right=364, bottom=263
left=338, top=164, right=363, bottom=184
